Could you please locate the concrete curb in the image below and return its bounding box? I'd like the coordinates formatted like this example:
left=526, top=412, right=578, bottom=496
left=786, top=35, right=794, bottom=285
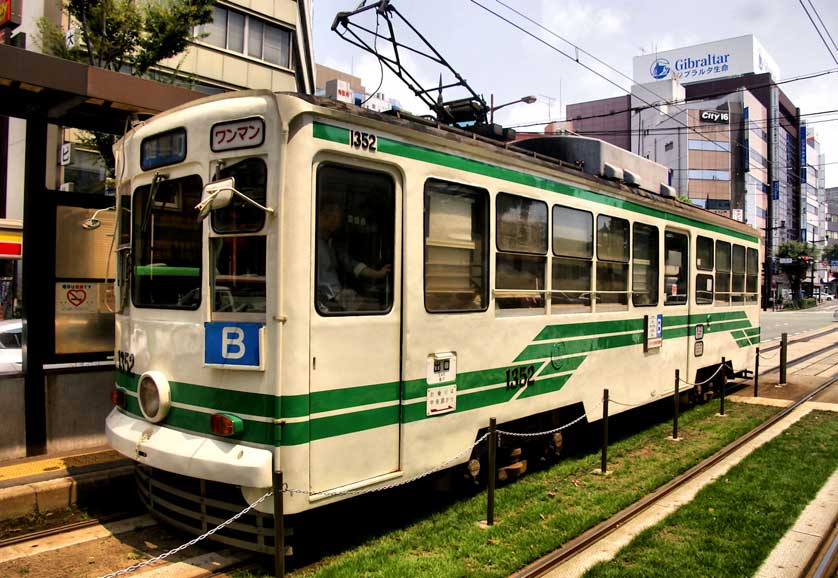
left=0, top=465, right=134, bottom=521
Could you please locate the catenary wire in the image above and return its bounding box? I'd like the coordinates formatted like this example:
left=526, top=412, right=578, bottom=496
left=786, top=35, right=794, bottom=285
left=798, top=0, right=838, bottom=65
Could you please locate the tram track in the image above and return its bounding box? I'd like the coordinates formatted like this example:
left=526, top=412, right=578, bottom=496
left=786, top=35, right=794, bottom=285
left=0, top=512, right=138, bottom=549
left=760, top=327, right=837, bottom=353
left=511, top=373, right=838, bottom=578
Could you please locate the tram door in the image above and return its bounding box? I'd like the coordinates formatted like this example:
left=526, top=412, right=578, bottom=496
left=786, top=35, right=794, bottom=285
left=308, top=163, right=402, bottom=494
left=664, top=230, right=693, bottom=383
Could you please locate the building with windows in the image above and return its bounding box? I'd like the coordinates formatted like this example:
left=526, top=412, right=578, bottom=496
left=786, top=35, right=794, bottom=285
left=315, top=64, right=402, bottom=113
left=558, top=35, right=819, bottom=302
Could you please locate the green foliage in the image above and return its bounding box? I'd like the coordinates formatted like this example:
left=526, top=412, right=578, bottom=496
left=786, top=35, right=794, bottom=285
left=824, top=243, right=838, bottom=263
left=36, top=0, right=213, bottom=76
left=676, top=195, right=693, bottom=205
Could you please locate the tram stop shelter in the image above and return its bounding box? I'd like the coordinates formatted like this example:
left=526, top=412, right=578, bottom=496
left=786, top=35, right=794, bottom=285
left=0, top=44, right=203, bottom=458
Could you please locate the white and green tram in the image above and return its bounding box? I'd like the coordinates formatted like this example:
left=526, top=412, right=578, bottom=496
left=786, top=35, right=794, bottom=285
left=106, top=90, right=761, bottom=551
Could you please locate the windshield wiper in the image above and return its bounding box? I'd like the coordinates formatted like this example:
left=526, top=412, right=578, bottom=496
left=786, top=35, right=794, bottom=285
left=141, top=172, right=169, bottom=234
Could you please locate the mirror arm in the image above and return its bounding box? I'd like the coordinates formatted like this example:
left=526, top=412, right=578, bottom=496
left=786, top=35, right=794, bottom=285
left=232, top=190, right=275, bottom=215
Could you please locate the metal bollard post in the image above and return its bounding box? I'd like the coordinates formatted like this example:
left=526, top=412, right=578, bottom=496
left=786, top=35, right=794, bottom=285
left=601, top=389, right=609, bottom=474
left=673, top=370, right=680, bottom=440
left=719, top=357, right=726, bottom=416
left=273, top=471, right=285, bottom=578
left=779, top=332, right=788, bottom=386
left=754, top=348, right=760, bottom=397
left=487, top=417, right=497, bottom=526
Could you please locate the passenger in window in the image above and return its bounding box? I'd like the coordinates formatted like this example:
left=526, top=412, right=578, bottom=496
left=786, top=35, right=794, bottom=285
left=317, top=201, right=391, bottom=312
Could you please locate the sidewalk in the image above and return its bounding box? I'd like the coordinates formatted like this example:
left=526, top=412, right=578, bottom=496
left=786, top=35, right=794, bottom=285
left=0, top=447, right=132, bottom=520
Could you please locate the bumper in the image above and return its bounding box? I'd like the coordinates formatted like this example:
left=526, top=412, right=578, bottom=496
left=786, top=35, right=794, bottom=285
left=106, top=408, right=273, bottom=488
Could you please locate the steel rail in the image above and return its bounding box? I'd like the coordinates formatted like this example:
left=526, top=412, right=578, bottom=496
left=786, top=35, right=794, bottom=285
left=759, top=342, right=838, bottom=377
left=0, top=512, right=135, bottom=549
left=802, top=517, right=838, bottom=578
left=512, top=374, right=838, bottom=578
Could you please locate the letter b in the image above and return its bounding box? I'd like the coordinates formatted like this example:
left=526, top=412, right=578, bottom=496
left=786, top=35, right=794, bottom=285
left=222, top=327, right=246, bottom=360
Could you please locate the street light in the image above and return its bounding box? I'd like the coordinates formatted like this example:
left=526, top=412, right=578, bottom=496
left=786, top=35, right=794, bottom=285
left=489, top=95, right=537, bottom=124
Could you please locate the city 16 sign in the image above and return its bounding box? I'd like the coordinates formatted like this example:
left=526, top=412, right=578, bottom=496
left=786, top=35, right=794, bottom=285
left=700, top=110, right=729, bottom=124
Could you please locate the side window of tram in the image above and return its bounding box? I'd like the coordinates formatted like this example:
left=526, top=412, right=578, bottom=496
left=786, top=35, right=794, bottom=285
left=632, top=223, right=659, bottom=307
left=315, top=164, right=395, bottom=315
left=746, top=247, right=759, bottom=302
left=495, top=193, right=548, bottom=310
left=424, top=179, right=489, bottom=312
left=552, top=205, right=592, bottom=313
left=596, top=214, right=629, bottom=311
left=715, top=241, right=731, bottom=306
left=664, top=231, right=688, bottom=306
left=696, top=235, right=714, bottom=305
left=131, top=175, right=203, bottom=309
left=211, top=158, right=269, bottom=313
left=731, top=244, right=746, bottom=303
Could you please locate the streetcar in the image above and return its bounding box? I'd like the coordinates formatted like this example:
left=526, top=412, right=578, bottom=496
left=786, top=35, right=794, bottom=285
left=106, top=90, right=761, bottom=553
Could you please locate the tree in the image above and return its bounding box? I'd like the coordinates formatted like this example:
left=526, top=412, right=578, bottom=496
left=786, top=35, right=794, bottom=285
left=777, top=240, right=820, bottom=305
left=824, top=243, right=838, bottom=264
left=36, top=0, right=213, bottom=173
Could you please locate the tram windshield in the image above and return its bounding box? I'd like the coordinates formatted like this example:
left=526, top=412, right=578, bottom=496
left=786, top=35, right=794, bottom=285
left=132, top=175, right=203, bottom=309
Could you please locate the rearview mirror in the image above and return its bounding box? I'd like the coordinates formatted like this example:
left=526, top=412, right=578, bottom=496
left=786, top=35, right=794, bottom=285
left=196, top=177, right=236, bottom=220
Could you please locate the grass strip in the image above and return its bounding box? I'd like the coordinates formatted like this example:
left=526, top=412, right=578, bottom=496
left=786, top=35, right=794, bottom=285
left=243, top=401, right=776, bottom=578
left=583, top=410, right=838, bottom=578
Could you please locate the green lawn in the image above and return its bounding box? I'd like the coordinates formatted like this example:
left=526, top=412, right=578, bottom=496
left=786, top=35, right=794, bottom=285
left=583, top=410, right=838, bottom=578
left=230, top=401, right=779, bottom=578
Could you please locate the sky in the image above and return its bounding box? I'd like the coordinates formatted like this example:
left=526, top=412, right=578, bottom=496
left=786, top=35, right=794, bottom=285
left=311, top=0, right=838, bottom=188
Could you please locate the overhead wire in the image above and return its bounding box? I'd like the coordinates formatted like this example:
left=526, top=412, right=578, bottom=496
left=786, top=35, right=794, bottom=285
left=798, top=0, right=838, bottom=65
left=470, top=0, right=819, bottom=184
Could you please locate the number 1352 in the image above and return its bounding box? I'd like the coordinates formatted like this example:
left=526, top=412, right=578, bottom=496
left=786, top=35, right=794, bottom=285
left=350, top=130, right=377, bottom=152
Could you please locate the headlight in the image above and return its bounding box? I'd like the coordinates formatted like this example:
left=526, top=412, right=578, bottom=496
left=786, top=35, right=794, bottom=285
left=138, top=371, right=171, bottom=423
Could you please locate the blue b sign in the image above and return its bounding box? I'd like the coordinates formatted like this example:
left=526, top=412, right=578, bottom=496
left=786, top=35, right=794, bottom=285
left=204, top=322, right=264, bottom=369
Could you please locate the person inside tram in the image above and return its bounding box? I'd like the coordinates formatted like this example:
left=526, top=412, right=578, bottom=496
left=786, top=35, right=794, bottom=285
left=316, top=200, right=391, bottom=313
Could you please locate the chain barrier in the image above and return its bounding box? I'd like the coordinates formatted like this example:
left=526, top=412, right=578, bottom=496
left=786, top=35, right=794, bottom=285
left=496, top=412, right=588, bottom=438
left=98, top=409, right=600, bottom=576
left=676, top=362, right=725, bottom=388
left=758, top=349, right=780, bottom=360
left=98, top=491, right=273, bottom=578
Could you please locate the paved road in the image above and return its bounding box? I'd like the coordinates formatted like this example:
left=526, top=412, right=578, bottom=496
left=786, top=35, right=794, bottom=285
left=759, top=302, right=838, bottom=342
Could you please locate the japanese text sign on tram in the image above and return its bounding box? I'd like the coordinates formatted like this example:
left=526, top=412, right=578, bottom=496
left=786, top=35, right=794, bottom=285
left=644, top=314, right=663, bottom=352
left=211, top=117, right=265, bottom=152
left=204, top=322, right=264, bottom=370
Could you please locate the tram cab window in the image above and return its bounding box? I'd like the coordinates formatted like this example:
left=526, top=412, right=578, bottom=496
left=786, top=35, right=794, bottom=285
left=424, top=179, right=488, bottom=312
left=664, top=231, right=688, bottom=306
left=211, top=236, right=266, bottom=313
left=596, top=214, right=629, bottom=311
left=746, top=248, right=759, bottom=302
left=315, top=164, right=395, bottom=315
left=552, top=205, right=592, bottom=313
left=632, top=223, right=659, bottom=307
left=715, top=241, right=731, bottom=306
left=132, top=175, right=203, bottom=309
left=495, top=193, right=547, bottom=310
left=212, top=158, right=268, bottom=234
left=731, top=244, right=746, bottom=303
left=209, top=158, right=269, bottom=314
left=696, top=236, right=714, bottom=304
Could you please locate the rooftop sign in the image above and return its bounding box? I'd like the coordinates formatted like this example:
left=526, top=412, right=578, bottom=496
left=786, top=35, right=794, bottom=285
left=633, top=35, right=779, bottom=85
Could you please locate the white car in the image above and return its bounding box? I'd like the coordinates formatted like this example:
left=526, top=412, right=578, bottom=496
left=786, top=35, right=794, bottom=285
left=0, top=319, right=22, bottom=373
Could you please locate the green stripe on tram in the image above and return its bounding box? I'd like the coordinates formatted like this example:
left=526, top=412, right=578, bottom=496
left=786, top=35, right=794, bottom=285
left=117, top=308, right=757, bottom=446
left=312, top=122, right=759, bottom=244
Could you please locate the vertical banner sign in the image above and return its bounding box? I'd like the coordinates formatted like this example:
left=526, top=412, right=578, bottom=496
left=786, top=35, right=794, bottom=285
left=799, top=124, right=807, bottom=184
left=644, top=314, right=663, bottom=352
left=742, top=107, right=750, bottom=173
left=772, top=180, right=779, bottom=201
